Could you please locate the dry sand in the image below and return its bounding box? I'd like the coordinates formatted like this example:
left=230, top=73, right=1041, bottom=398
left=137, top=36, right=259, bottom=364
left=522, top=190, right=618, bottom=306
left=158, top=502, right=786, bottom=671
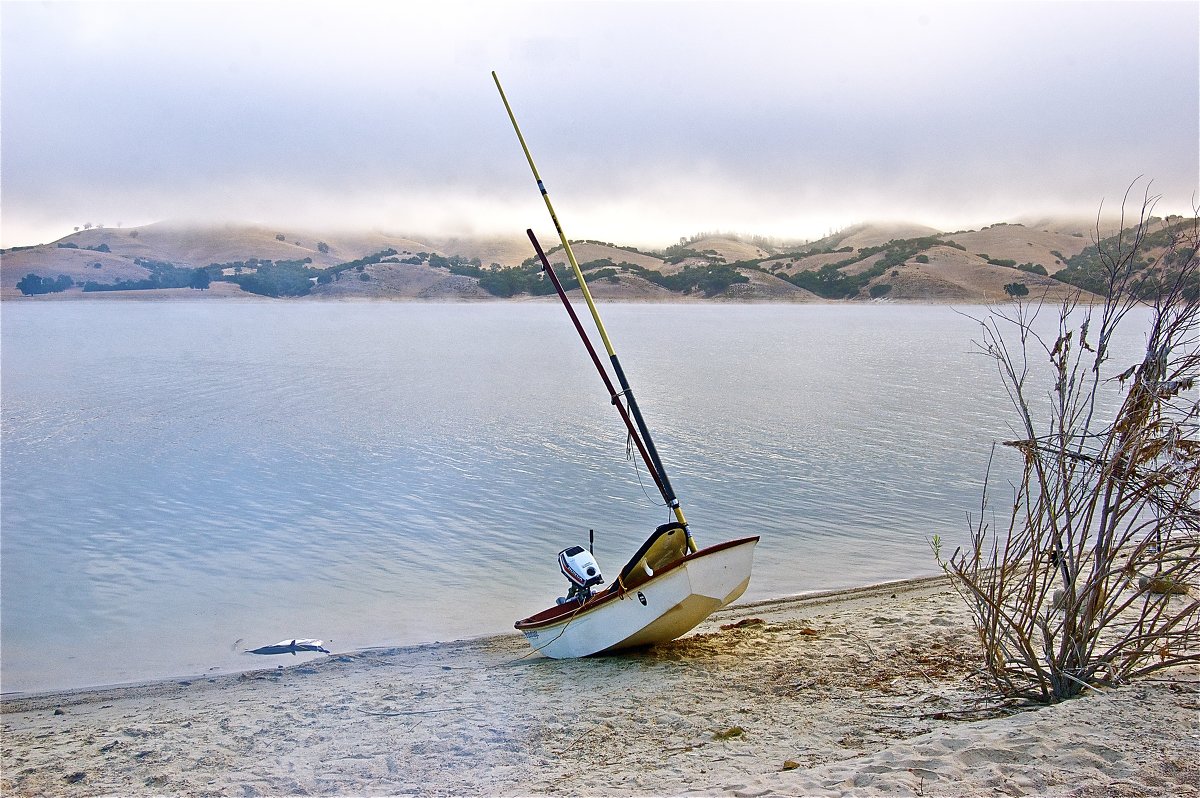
left=3, top=576, right=1197, bottom=797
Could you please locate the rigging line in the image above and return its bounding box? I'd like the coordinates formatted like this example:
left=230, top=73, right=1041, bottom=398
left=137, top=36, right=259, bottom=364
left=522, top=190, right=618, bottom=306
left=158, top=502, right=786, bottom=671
left=527, top=228, right=671, bottom=504
left=512, top=597, right=592, bottom=661
left=496, top=72, right=693, bottom=549
left=627, top=431, right=666, bottom=508
left=499, top=71, right=696, bottom=552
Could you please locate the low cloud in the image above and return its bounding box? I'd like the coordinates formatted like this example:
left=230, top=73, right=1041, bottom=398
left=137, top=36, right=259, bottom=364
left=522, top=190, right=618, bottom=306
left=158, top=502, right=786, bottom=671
left=3, top=1, right=1196, bottom=247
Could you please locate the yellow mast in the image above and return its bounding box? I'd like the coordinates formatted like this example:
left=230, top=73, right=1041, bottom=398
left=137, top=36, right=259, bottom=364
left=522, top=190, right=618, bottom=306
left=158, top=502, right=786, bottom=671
left=492, top=71, right=616, bottom=357
left=492, top=71, right=692, bottom=545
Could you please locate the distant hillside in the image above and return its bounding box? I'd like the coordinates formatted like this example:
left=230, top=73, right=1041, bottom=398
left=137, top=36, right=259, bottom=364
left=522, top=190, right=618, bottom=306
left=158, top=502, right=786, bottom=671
left=3, top=217, right=1191, bottom=303
left=824, top=222, right=943, bottom=251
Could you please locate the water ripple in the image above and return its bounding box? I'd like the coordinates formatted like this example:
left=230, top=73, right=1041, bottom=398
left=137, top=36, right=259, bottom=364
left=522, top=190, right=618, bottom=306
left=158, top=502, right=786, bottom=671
left=1, top=302, right=1158, bottom=691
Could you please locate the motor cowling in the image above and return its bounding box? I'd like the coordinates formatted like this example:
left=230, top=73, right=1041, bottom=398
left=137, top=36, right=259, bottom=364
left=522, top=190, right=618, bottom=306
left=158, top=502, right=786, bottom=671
left=558, top=546, right=604, bottom=593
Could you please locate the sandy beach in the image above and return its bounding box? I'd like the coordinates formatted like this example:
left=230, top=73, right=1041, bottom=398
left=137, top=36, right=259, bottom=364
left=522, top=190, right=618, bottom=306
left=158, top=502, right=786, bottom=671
left=3, top=576, right=1197, bottom=797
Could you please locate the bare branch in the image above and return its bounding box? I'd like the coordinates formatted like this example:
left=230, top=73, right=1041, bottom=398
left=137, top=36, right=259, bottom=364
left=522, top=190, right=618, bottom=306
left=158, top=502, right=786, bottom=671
left=946, top=187, right=1200, bottom=702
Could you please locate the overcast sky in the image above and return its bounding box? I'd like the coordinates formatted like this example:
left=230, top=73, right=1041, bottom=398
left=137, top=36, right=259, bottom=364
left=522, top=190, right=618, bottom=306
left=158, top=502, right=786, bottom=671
left=2, top=0, right=1197, bottom=248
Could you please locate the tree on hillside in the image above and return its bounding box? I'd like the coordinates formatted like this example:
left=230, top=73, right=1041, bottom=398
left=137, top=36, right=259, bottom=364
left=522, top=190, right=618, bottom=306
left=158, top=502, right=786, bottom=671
left=17, top=274, right=73, bottom=295
left=1054, top=213, right=1198, bottom=300
left=189, top=268, right=211, bottom=290
left=940, top=188, right=1199, bottom=703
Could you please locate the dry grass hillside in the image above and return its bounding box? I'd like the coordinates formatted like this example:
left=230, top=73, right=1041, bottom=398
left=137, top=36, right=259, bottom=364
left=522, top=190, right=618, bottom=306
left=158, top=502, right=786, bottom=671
left=944, top=223, right=1092, bottom=275
left=420, top=234, right=533, bottom=268
left=883, top=245, right=1081, bottom=303
left=2, top=217, right=1153, bottom=303
left=828, top=222, right=941, bottom=250
left=542, top=241, right=666, bottom=271
left=767, top=251, right=858, bottom=275
left=93, top=223, right=435, bottom=266
left=1, top=246, right=154, bottom=293
left=684, top=236, right=773, bottom=262
left=553, top=272, right=683, bottom=303
left=311, top=262, right=496, bottom=301
left=720, top=269, right=819, bottom=301
left=1013, top=214, right=1126, bottom=238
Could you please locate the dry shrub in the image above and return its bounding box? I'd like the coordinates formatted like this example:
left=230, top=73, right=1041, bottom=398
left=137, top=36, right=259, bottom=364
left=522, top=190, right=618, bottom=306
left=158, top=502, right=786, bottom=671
left=943, top=187, right=1200, bottom=703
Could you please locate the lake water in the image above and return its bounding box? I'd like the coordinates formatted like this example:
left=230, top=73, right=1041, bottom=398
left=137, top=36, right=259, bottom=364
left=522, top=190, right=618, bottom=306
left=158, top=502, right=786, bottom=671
left=0, top=300, right=1148, bottom=693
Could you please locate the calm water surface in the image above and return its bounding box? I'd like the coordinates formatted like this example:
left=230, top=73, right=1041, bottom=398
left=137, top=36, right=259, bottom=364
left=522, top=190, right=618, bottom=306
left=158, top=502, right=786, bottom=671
left=0, top=301, right=1145, bottom=692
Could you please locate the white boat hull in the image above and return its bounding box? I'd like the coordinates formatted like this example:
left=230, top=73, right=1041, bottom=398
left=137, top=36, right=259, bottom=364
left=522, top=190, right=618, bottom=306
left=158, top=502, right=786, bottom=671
left=516, top=536, right=758, bottom=658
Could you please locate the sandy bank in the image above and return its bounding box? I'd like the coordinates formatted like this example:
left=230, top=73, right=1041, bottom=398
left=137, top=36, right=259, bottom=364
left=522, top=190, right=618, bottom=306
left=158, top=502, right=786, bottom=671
left=3, top=576, right=1197, bottom=796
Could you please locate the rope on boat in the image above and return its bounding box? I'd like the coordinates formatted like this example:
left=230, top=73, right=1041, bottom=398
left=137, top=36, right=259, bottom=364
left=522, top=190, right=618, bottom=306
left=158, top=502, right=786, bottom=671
left=514, top=604, right=584, bottom=660
left=511, top=587, right=615, bottom=661
left=627, top=431, right=667, bottom=509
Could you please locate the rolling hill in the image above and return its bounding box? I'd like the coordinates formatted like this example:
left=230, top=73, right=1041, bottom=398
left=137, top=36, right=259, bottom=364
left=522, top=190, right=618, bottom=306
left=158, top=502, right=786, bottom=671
left=3, top=216, right=1190, bottom=303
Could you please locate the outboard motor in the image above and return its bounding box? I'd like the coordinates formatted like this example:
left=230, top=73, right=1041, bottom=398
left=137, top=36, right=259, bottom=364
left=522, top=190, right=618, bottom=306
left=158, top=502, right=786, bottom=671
left=557, top=545, right=604, bottom=604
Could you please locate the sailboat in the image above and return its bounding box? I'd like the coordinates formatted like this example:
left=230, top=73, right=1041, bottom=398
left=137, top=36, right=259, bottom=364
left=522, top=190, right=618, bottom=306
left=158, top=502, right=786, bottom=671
left=494, top=73, right=759, bottom=659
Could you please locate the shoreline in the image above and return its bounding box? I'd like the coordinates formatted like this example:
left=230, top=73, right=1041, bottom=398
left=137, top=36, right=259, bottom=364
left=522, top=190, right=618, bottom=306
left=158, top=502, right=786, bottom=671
left=2, top=291, right=1006, bottom=305
left=5, top=575, right=1197, bottom=797
left=0, top=575, right=951, bottom=705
